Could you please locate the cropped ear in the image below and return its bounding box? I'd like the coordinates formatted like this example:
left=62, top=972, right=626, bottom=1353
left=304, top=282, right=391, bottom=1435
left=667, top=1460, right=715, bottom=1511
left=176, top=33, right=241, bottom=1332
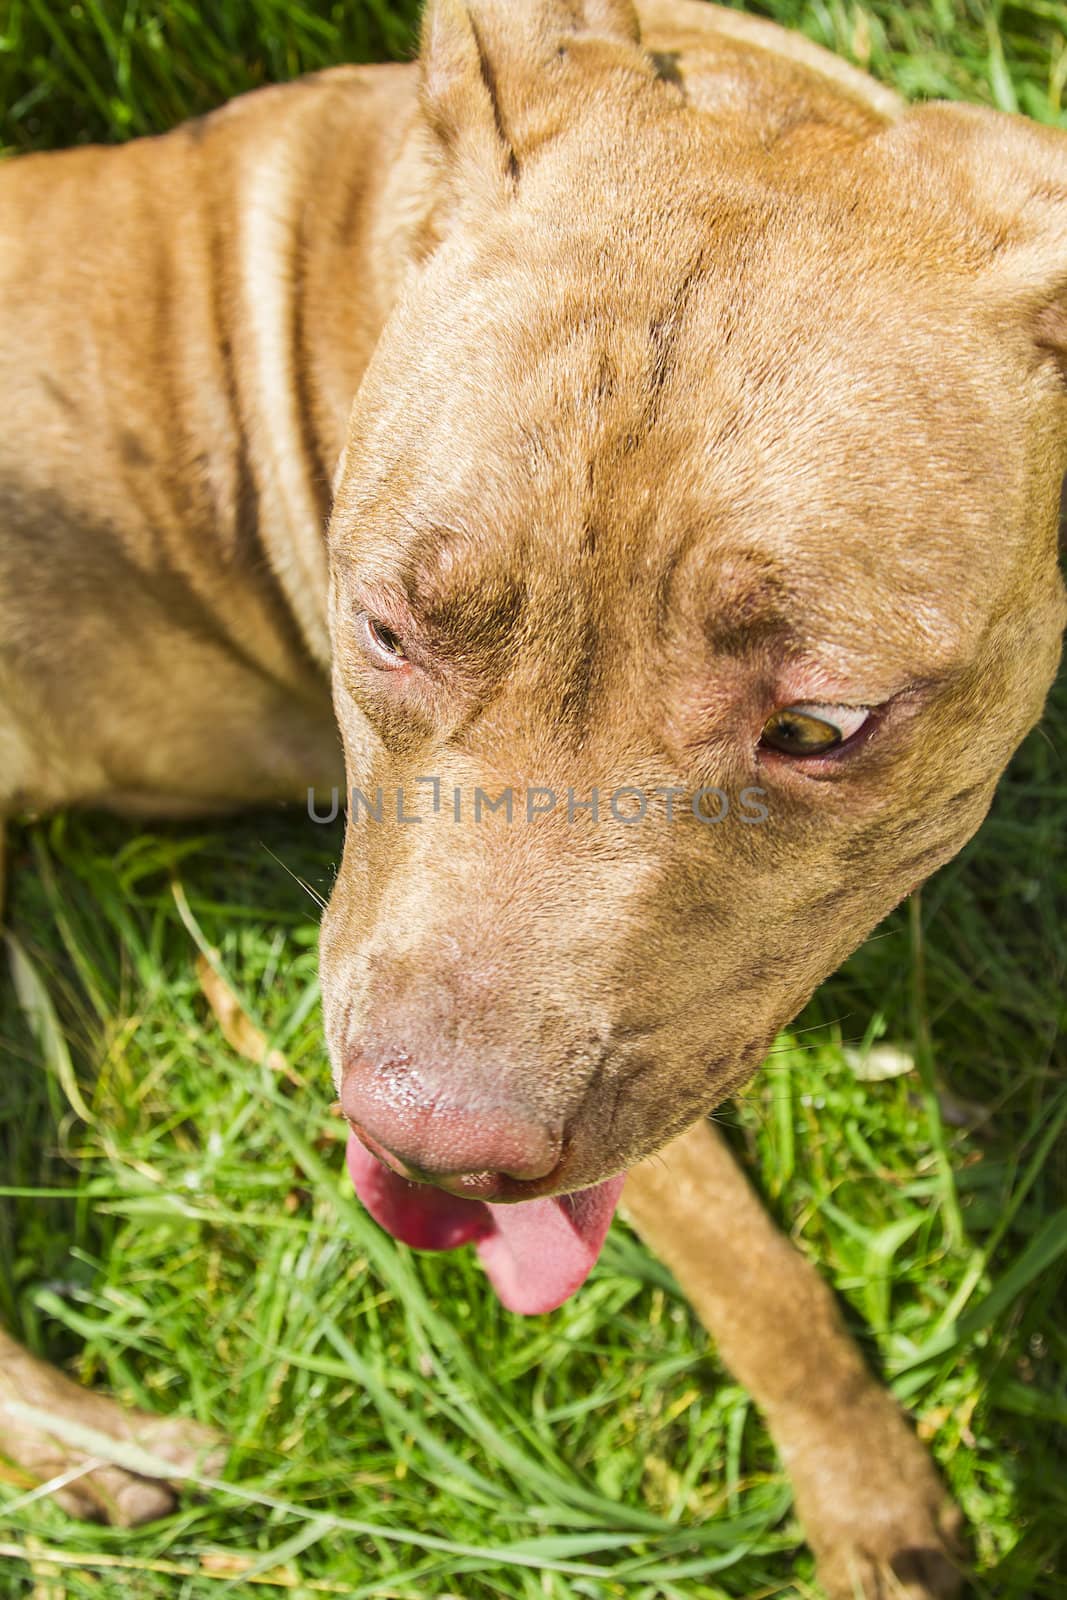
left=418, top=0, right=643, bottom=196
left=888, top=103, right=1067, bottom=383
left=418, top=0, right=514, bottom=199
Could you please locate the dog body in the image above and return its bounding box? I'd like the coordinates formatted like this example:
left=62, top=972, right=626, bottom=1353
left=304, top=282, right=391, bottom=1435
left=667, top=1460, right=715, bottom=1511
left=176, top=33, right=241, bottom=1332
left=2, top=2, right=1066, bottom=1592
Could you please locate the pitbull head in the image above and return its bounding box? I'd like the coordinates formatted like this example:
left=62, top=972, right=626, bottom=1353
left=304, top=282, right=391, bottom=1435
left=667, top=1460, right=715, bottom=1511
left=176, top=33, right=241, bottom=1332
left=320, top=0, right=1067, bottom=1310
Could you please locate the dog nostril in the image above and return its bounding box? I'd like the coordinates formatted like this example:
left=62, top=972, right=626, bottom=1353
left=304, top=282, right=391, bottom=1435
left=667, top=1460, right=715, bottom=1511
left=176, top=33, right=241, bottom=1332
left=372, top=1140, right=558, bottom=1193
left=371, top=1137, right=558, bottom=1190
left=484, top=1148, right=559, bottom=1183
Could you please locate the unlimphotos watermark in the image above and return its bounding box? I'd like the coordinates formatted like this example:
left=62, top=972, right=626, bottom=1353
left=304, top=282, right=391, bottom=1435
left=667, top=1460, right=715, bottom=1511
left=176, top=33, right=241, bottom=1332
left=306, top=780, right=769, bottom=827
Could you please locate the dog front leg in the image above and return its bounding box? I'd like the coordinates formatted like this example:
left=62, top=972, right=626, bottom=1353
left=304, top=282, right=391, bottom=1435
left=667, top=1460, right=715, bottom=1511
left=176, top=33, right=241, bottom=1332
left=622, top=1119, right=963, bottom=1600
left=0, top=1324, right=225, bottom=1525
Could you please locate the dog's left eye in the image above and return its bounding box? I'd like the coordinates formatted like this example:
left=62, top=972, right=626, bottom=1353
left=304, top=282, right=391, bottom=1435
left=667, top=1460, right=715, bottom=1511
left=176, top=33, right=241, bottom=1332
left=760, top=703, right=870, bottom=756
left=358, top=613, right=407, bottom=667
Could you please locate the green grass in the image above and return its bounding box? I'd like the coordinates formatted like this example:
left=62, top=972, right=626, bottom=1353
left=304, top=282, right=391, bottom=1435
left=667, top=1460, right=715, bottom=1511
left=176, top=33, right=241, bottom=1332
left=1, top=1, right=1066, bottom=1596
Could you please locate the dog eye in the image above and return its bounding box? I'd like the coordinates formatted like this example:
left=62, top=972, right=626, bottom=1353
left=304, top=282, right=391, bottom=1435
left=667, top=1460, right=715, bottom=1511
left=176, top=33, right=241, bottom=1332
left=358, top=613, right=407, bottom=667
left=760, top=703, right=870, bottom=756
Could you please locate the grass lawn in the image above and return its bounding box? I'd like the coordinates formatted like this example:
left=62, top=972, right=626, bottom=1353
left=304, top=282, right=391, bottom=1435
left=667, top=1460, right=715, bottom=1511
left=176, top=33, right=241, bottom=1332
left=1, top=1, right=1066, bottom=1596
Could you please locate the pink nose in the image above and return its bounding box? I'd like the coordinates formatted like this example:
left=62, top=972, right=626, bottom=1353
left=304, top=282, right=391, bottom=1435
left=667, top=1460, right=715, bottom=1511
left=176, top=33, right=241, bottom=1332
left=339, top=1058, right=561, bottom=1182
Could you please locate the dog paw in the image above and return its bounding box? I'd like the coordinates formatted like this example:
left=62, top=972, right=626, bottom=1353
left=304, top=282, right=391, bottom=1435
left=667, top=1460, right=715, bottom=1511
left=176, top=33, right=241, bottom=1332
left=815, top=1521, right=963, bottom=1600
left=0, top=1343, right=225, bottom=1526
left=72, top=1410, right=226, bottom=1527
left=779, top=1391, right=965, bottom=1600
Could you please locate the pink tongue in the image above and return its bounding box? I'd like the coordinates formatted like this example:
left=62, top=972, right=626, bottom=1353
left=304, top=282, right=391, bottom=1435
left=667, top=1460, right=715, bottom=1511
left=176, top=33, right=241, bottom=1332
left=346, top=1133, right=625, bottom=1315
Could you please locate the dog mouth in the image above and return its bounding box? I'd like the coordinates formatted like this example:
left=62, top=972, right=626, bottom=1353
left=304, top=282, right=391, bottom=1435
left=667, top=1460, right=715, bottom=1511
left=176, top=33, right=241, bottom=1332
left=345, top=1130, right=625, bottom=1315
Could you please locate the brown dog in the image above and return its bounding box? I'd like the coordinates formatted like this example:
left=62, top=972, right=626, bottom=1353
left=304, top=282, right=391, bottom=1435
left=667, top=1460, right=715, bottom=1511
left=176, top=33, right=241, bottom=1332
left=2, top=1, right=1065, bottom=1593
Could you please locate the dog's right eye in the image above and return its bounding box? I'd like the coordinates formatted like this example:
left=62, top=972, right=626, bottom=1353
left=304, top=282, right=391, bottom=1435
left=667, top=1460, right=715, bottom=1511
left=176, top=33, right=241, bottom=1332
left=358, top=613, right=407, bottom=668
left=760, top=703, right=870, bottom=756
